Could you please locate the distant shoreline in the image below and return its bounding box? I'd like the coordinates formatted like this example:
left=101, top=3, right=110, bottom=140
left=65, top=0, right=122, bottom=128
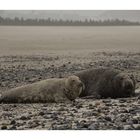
left=0, top=16, right=140, bottom=26
left=0, top=25, right=140, bottom=26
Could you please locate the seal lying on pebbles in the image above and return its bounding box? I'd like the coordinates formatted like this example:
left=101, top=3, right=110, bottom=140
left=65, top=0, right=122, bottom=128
left=75, top=68, right=136, bottom=98
left=0, top=76, right=84, bottom=103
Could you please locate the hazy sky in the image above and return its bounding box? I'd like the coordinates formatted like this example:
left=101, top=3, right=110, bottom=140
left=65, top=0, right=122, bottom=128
left=0, top=10, right=140, bottom=21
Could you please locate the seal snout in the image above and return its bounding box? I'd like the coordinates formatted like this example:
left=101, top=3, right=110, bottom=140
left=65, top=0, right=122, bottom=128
left=78, top=82, right=83, bottom=87
left=124, top=82, right=133, bottom=90
left=122, top=80, right=134, bottom=95
left=123, top=79, right=133, bottom=89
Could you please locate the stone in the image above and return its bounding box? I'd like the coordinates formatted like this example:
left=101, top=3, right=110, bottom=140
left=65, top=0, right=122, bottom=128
left=88, top=123, right=98, bottom=130
left=1, top=125, right=7, bottom=130
left=104, top=116, right=112, bottom=122
left=20, top=116, right=28, bottom=120
left=123, top=125, right=133, bottom=130
left=133, top=124, right=140, bottom=130
left=10, top=120, right=16, bottom=125
left=39, top=111, right=45, bottom=116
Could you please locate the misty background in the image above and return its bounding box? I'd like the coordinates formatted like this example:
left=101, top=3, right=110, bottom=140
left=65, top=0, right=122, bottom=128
left=1, top=10, right=140, bottom=26
left=0, top=10, right=140, bottom=54
left=0, top=10, right=140, bottom=21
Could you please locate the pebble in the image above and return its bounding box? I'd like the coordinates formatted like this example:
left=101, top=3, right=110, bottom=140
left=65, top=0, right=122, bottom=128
left=88, top=104, right=94, bottom=109
left=119, top=108, right=129, bottom=113
left=39, top=111, right=45, bottom=116
left=2, top=112, right=12, bottom=117
left=102, top=99, right=111, bottom=103
left=51, top=124, right=72, bottom=130
left=134, top=109, right=140, bottom=113
left=82, top=111, right=94, bottom=117
left=9, top=125, right=17, bottom=130
left=76, top=104, right=83, bottom=109
left=1, top=125, right=7, bottom=130
left=0, top=54, right=140, bottom=130
left=71, top=108, right=78, bottom=113
left=77, top=120, right=89, bottom=129
left=119, top=99, right=127, bottom=103
left=132, top=124, right=140, bottom=130
left=28, top=122, right=39, bottom=128
left=104, top=116, right=112, bottom=122
left=132, top=116, right=139, bottom=124
left=10, top=120, right=16, bottom=125
left=88, top=123, right=98, bottom=130
left=123, top=125, right=133, bottom=130
left=58, top=107, right=66, bottom=111
left=20, top=116, right=28, bottom=120
left=105, top=103, right=112, bottom=106
left=95, top=102, right=101, bottom=106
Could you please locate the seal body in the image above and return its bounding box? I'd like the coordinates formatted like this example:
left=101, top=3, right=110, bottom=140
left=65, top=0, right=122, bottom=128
left=0, top=76, right=84, bottom=103
left=75, top=68, right=136, bottom=98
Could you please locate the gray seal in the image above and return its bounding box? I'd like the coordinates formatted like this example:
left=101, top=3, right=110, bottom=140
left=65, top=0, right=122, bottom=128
left=75, top=68, right=136, bottom=98
left=0, top=75, right=84, bottom=103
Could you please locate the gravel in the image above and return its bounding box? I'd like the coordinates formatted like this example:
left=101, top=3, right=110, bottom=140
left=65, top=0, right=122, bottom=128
left=0, top=51, right=140, bottom=130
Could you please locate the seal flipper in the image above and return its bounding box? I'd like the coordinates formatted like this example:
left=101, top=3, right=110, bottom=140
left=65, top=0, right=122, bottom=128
left=81, top=92, right=101, bottom=99
left=135, top=88, right=140, bottom=97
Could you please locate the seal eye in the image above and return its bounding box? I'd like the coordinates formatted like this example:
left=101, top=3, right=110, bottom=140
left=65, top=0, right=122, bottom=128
left=120, top=77, right=124, bottom=81
left=72, top=79, right=75, bottom=82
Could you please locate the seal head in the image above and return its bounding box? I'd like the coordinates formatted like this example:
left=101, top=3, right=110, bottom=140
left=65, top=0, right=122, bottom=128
left=64, top=76, right=85, bottom=100
left=113, top=73, right=136, bottom=97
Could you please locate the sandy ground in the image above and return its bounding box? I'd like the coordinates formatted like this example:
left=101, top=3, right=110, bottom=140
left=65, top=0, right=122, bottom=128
left=0, top=51, right=140, bottom=130
left=0, top=26, right=140, bottom=55
left=0, top=26, right=140, bottom=130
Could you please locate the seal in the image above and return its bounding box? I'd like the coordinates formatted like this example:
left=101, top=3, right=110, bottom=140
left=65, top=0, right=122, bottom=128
left=75, top=68, right=136, bottom=98
left=0, top=75, right=84, bottom=103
